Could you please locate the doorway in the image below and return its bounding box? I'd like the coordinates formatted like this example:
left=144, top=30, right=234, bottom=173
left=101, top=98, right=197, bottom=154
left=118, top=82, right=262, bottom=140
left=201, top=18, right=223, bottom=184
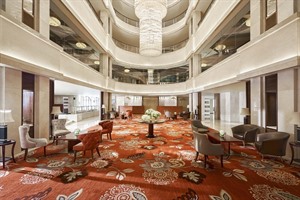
left=265, top=74, right=277, bottom=131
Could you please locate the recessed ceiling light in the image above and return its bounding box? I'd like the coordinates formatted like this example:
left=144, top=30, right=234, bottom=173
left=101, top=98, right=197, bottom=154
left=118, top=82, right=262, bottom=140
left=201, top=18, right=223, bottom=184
left=124, top=69, right=130, bottom=73
left=201, top=63, right=208, bottom=67
left=76, top=42, right=87, bottom=49
left=245, top=18, right=251, bottom=27
left=49, top=16, right=61, bottom=27
left=94, top=61, right=100, bottom=65
left=214, top=44, right=226, bottom=51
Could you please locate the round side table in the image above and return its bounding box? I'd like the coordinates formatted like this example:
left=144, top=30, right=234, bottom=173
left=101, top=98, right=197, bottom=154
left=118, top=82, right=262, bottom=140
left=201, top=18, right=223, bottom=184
left=289, top=142, right=300, bottom=165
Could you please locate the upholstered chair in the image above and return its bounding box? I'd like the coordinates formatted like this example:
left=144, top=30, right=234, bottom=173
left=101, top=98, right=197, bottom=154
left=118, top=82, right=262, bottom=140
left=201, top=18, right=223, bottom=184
left=231, top=124, right=265, bottom=146
left=98, top=121, right=113, bottom=140
left=51, top=119, right=71, bottom=144
left=165, top=111, right=172, bottom=120
left=193, top=131, right=224, bottom=168
left=255, top=132, right=290, bottom=160
left=73, top=129, right=101, bottom=162
left=125, top=110, right=133, bottom=119
left=18, top=125, right=48, bottom=160
left=191, top=120, right=209, bottom=133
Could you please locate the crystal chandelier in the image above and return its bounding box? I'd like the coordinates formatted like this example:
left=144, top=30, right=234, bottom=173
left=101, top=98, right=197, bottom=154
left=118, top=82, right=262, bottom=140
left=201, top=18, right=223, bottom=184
left=135, top=0, right=167, bottom=56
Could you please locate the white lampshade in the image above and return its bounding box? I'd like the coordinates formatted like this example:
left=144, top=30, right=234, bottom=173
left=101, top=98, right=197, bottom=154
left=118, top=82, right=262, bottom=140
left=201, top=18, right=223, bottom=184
left=290, top=112, right=300, bottom=125
left=0, top=110, right=15, bottom=124
left=240, top=108, right=250, bottom=116
left=101, top=104, right=106, bottom=109
left=51, top=106, right=62, bottom=115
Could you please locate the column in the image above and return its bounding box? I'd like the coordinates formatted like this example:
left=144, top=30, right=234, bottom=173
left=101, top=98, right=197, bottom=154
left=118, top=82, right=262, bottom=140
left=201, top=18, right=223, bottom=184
left=38, top=0, right=50, bottom=39
left=5, top=0, right=22, bottom=21
left=100, top=11, right=111, bottom=35
left=192, top=54, right=200, bottom=77
left=148, top=69, right=154, bottom=84
left=101, top=53, right=110, bottom=77
left=192, top=92, right=199, bottom=119
left=277, top=0, right=294, bottom=23
left=250, top=0, right=263, bottom=40
left=34, top=75, right=50, bottom=139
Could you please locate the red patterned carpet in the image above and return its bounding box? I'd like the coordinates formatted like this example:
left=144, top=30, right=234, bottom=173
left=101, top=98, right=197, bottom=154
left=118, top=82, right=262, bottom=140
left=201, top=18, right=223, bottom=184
left=1, top=117, right=300, bottom=200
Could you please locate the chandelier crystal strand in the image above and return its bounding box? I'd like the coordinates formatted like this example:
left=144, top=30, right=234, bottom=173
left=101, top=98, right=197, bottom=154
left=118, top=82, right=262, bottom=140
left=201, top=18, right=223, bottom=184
left=135, top=0, right=167, bottom=56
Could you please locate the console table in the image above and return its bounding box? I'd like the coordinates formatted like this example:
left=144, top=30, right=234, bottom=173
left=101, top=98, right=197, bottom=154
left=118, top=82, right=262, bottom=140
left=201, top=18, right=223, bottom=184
left=0, top=139, right=16, bottom=169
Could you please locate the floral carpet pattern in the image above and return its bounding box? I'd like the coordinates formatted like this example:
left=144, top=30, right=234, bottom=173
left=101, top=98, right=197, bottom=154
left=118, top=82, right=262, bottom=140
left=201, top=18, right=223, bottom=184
left=1, top=117, right=300, bottom=199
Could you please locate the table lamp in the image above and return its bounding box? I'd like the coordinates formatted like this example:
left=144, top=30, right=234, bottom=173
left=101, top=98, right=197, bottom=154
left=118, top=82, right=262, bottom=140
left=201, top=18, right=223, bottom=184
left=240, top=108, right=250, bottom=124
left=0, top=110, right=15, bottom=140
left=290, top=112, right=300, bottom=142
left=51, top=106, right=62, bottom=119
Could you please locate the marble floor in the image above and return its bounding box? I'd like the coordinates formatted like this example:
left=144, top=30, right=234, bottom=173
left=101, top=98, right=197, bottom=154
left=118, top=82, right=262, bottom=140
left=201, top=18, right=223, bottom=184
left=66, top=116, right=240, bottom=136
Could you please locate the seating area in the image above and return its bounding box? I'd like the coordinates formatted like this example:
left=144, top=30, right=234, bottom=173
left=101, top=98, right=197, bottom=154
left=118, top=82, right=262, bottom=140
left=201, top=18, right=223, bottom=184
left=51, top=119, right=71, bottom=144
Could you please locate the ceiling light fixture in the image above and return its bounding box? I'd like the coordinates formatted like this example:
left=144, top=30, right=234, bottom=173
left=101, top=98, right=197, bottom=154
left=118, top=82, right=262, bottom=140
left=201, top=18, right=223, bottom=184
left=134, top=0, right=167, bottom=57
left=94, top=61, right=100, bottom=65
left=76, top=42, right=87, bottom=49
left=124, top=69, right=130, bottom=73
left=245, top=18, right=251, bottom=27
left=49, top=16, right=61, bottom=27
left=214, top=44, right=226, bottom=52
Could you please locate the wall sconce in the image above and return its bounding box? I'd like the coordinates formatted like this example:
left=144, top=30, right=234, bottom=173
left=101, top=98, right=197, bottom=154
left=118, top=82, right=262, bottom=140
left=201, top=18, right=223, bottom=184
left=51, top=106, right=62, bottom=119
left=290, top=112, right=300, bottom=142
left=0, top=110, right=15, bottom=140
left=240, top=108, right=250, bottom=124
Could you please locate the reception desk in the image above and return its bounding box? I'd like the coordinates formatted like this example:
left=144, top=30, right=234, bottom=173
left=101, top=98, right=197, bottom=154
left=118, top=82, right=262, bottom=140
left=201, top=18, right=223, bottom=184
left=58, top=110, right=99, bottom=122
left=119, top=106, right=145, bottom=114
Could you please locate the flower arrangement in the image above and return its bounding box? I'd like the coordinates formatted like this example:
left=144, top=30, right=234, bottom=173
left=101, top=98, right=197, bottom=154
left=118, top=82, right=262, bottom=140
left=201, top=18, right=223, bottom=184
left=142, top=109, right=161, bottom=122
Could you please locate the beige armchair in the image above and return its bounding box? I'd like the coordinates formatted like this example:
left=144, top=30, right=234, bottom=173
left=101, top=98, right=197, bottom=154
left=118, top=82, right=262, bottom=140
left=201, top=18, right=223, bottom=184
left=255, top=132, right=290, bottom=159
left=231, top=124, right=264, bottom=146
left=193, top=131, right=224, bottom=168
left=19, top=125, right=48, bottom=160
left=51, top=119, right=71, bottom=144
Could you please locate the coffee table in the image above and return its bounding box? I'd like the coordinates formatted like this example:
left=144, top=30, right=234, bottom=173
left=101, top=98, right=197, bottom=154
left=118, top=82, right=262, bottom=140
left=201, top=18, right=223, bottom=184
left=207, top=131, right=242, bottom=159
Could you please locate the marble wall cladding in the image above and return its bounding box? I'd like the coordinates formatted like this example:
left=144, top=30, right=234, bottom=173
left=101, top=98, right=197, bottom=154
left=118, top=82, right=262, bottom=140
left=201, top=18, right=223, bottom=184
left=5, top=0, right=22, bottom=22
left=5, top=68, right=22, bottom=154
left=277, top=0, right=294, bottom=23
left=251, top=77, right=263, bottom=126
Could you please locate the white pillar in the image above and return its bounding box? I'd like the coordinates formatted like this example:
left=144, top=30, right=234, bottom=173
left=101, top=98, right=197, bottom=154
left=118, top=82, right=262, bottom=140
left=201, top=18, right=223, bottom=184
left=38, top=0, right=50, bottom=38
left=5, top=0, right=22, bottom=22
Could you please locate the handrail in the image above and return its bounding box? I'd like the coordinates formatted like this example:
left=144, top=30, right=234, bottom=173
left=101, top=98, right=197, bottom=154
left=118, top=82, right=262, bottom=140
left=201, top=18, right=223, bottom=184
left=114, top=8, right=187, bottom=28
left=113, top=38, right=188, bottom=54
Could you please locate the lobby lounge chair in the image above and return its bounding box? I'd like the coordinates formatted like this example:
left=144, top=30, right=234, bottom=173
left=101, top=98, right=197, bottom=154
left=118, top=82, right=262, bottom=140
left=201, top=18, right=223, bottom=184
left=231, top=124, right=265, bottom=146
left=99, top=121, right=113, bottom=140
left=255, top=132, right=290, bottom=160
left=51, top=119, right=71, bottom=145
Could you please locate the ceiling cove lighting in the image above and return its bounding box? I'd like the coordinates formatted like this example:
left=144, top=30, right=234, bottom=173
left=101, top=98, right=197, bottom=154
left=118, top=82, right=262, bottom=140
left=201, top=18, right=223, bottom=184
left=134, top=0, right=167, bottom=56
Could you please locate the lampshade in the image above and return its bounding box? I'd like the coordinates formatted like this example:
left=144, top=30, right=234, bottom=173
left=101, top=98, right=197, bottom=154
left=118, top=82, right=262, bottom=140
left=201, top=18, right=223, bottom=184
left=0, top=110, right=15, bottom=124
left=289, top=112, right=300, bottom=125
left=101, top=104, right=106, bottom=109
left=51, top=106, right=62, bottom=115
left=240, top=108, right=250, bottom=115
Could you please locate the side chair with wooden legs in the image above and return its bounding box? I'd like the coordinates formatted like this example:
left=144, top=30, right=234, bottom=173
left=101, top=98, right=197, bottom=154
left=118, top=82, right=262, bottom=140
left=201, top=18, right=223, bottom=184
left=73, top=129, right=101, bottom=162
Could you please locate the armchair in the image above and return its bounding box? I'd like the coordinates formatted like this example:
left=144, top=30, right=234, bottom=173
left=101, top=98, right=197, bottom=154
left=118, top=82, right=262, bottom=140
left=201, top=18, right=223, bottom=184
left=125, top=110, right=133, bottom=119
left=231, top=124, right=264, bottom=146
left=19, top=125, right=48, bottom=160
left=51, top=119, right=71, bottom=144
left=165, top=111, right=172, bottom=120
left=191, top=120, right=209, bottom=133
left=73, top=129, right=101, bottom=162
left=255, top=132, right=290, bottom=159
left=193, top=131, right=224, bottom=168
left=99, top=121, right=113, bottom=140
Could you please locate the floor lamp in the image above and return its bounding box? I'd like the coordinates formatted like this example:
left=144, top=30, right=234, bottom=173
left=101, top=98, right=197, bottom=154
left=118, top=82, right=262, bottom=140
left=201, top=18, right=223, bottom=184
left=240, top=108, right=250, bottom=124
left=0, top=110, right=15, bottom=140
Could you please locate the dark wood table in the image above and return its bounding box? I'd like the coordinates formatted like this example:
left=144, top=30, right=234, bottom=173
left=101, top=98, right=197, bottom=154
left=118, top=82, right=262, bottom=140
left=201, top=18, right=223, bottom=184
left=0, top=139, right=16, bottom=169
left=289, top=142, right=300, bottom=165
left=207, top=131, right=242, bottom=159
left=139, top=120, right=165, bottom=138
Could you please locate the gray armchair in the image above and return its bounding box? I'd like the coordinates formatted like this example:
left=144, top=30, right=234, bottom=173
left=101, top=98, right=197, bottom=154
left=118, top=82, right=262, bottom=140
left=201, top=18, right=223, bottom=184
left=191, top=120, right=209, bottom=133
left=193, top=131, right=224, bottom=168
left=255, top=132, right=290, bottom=159
left=231, top=124, right=264, bottom=146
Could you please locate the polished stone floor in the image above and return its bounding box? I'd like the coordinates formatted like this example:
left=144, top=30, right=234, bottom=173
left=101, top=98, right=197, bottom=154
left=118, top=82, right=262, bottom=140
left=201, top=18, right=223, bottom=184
left=66, top=115, right=240, bottom=136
